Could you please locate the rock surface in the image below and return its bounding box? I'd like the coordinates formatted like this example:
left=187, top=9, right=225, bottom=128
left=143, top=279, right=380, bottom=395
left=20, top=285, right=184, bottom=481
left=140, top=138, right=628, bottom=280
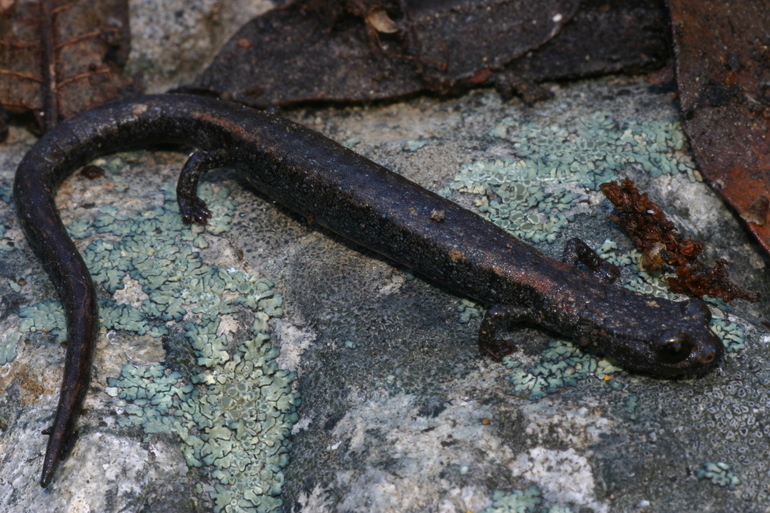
left=0, top=2, right=768, bottom=512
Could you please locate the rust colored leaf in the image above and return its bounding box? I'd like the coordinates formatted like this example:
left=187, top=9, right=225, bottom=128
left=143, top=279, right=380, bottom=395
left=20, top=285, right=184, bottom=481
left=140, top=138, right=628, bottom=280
left=600, top=180, right=704, bottom=268
left=668, top=0, right=770, bottom=257
left=0, top=0, right=137, bottom=133
left=667, top=259, right=760, bottom=304
left=743, top=195, right=768, bottom=226
left=191, top=0, right=670, bottom=107
left=601, top=179, right=759, bottom=303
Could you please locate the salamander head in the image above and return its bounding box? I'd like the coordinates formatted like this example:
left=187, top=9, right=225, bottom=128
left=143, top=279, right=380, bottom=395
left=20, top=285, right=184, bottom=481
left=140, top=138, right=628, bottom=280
left=583, top=298, right=724, bottom=377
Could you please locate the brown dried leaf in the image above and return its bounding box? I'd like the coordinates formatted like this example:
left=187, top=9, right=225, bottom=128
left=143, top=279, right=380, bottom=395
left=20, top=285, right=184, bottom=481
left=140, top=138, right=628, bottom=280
left=600, top=179, right=703, bottom=268
left=668, top=260, right=760, bottom=304
left=0, top=0, right=138, bottom=133
left=191, top=0, right=670, bottom=107
left=600, top=179, right=759, bottom=303
left=669, top=0, right=770, bottom=257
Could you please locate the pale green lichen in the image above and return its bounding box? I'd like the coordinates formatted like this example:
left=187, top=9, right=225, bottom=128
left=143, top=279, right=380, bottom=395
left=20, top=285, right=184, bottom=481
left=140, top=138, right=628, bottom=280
left=19, top=300, right=67, bottom=341
left=0, top=223, right=13, bottom=252
left=481, top=485, right=579, bottom=513
left=0, top=183, right=12, bottom=204
left=596, top=243, right=681, bottom=301
left=545, top=506, right=575, bottom=513
left=441, top=112, right=696, bottom=243
left=504, top=339, right=621, bottom=400
left=625, top=395, right=639, bottom=421
left=15, top=174, right=298, bottom=512
left=343, top=137, right=360, bottom=149
left=404, top=140, right=428, bottom=152
left=455, top=299, right=482, bottom=324
left=0, top=332, right=20, bottom=365
left=480, top=485, right=543, bottom=513
left=709, top=318, right=746, bottom=353
left=696, top=461, right=740, bottom=489
left=66, top=218, right=93, bottom=239
left=111, top=318, right=298, bottom=513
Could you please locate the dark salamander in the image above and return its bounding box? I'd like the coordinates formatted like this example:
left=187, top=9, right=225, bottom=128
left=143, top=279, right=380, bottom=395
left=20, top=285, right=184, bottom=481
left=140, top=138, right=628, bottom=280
left=14, top=94, right=724, bottom=487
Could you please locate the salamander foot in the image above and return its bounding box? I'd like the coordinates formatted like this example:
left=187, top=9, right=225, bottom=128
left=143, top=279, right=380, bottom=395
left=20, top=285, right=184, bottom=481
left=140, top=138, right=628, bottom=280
left=478, top=305, right=536, bottom=361
left=563, top=238, right=620, bottom=284
left=177, top=149, right=231, bottom=225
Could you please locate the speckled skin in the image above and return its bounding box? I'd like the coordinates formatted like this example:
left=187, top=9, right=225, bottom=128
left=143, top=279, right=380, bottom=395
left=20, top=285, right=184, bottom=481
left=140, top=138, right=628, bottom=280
left=13, top=94, right=723, bottom=487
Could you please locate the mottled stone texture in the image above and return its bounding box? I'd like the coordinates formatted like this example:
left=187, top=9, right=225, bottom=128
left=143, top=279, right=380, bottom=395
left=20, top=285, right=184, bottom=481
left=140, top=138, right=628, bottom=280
left=0, top=1, right=768, bottom=512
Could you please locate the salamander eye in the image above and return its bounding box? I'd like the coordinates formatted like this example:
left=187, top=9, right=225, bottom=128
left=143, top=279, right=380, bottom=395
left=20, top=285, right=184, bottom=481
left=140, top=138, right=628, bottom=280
left=656, top=331, right=694, bottom=364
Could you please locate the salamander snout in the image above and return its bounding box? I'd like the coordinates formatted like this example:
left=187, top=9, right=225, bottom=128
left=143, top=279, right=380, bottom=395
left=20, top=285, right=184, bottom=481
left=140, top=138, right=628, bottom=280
left=653, top=326, right=724, bottom=375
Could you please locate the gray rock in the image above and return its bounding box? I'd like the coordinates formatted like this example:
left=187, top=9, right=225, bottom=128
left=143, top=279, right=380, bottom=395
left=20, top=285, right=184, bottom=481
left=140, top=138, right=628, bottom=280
left=0, top=2, right=767, bottom=512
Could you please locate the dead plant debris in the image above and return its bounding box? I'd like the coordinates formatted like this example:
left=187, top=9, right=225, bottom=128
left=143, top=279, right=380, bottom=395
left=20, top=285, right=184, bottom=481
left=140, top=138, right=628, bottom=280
left=600, top=179, right=759, bottom=303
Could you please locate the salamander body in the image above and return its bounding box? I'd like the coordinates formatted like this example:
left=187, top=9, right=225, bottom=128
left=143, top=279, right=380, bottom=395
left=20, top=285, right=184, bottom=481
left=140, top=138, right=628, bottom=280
left=13, top=94, right=723, bottom=486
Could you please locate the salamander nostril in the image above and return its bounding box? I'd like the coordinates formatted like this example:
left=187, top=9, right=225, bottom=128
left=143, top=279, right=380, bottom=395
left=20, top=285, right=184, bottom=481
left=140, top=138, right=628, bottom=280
left=702, top=352, right=715, bottom=364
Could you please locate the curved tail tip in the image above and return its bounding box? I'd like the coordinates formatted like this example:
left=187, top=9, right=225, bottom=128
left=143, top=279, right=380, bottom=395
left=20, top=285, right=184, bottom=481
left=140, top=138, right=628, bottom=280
left=40, top=470, right=54, bottom=488
left=40, top=450, right=58, bottom=488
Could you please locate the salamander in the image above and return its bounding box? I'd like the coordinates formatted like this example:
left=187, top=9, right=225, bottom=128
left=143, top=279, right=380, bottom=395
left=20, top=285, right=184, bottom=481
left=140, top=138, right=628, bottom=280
left=13, top=94, right=724, bottom=487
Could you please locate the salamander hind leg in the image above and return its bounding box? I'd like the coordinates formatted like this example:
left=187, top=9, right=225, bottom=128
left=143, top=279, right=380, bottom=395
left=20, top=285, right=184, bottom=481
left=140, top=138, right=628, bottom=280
left=562, top=238, right=620, bottom=284
left=479, top=305, right=537, bottom=361
left=177, top=149, right=231, bottom=225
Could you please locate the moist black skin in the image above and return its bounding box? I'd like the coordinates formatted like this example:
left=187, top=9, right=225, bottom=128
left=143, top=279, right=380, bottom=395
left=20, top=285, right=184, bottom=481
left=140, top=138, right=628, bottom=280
left=13, top=94, right=724, bottom=487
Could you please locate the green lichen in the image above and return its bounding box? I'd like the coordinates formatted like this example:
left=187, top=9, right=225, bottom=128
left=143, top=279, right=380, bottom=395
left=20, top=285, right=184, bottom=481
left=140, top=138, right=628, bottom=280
left=18, top=297, right=167, bottom=341
left=404, top=139, right=428, bottom=152
left=19, top=300, right=67, bottom=341
left=15, top=177, right=298, bottom=512
left=0, top=183, right=12, bottom=204
left=93, top=155, right=131, bottom=177
left=625, top=395, right=639, bottom=421
left=66, top=218, right=93, bottom=239
left=456, top=299, right=482, bottom=324
left=696, top=461, right=740, bottom=489
left=343, top=137, right=360, bottom=149
left=544, top=507, right=575, bottom=513
left=441, top=111, right=696, bottom=243
left=709, top=318, right=746, bottom=353
left=597, top=242, right=680, bottom=301
left=504, top=339, right=621, bottom=400
left=0, top=223, right=13, bottom=252
left=481, top=485, right=580, bottom=513
left=111, top=318, right=298, bottom=513
left=0, top=332, right=20, bottom=365
left=480, top=485, right=543, bottom=513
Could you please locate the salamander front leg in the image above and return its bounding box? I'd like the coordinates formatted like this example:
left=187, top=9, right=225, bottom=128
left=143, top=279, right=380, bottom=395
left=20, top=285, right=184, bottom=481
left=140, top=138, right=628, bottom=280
left=562, top=238, right=620, bottom=284
left=177, top=149, right=231, bottom=225
left=479, top=305, right=537, bottom=361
